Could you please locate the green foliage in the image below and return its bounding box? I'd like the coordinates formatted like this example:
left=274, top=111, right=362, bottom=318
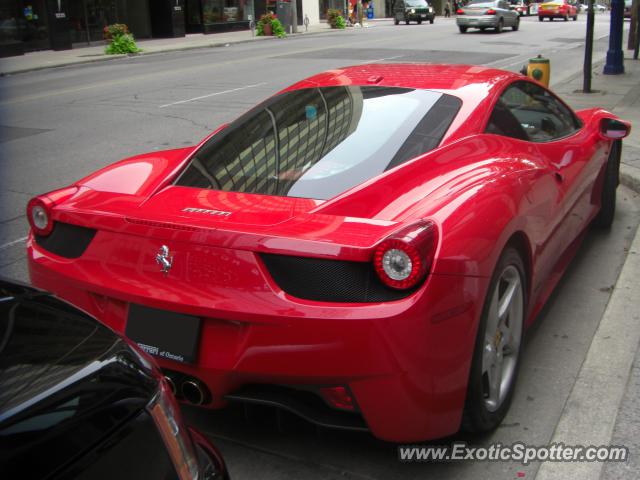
left=271, top=19, right=286, bottom=38
left=105, top=33, right=141, bottom=54
left=256, top=11, right=286, bottom=38
left=327, top=8, right=346, bottom=28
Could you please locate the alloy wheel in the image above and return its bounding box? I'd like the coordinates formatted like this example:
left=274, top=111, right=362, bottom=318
left=481, top=265, right=524, bottom=412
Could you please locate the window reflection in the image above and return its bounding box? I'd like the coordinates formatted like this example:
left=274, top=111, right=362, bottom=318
left=176, top=86, right=461, bottom=200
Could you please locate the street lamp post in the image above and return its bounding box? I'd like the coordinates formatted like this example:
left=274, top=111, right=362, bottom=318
left=583, top=0, right=595, bottom=92
left=603, top=0, right=625, bottom=74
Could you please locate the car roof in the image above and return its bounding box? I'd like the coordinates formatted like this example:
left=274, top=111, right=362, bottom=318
left=282, top=64, right=522, bottom=138
left=283, top=63, right=519, bottom=100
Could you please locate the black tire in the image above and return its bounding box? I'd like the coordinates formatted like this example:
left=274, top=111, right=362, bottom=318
left=593, top=140, right=621, bottom=229
left=495, top=18, right=504, bottom=33
left=459, top=25, right=468, bottom=33
left=462, top=247, right=527, bottom=433
left=512, top=17, right=520, bottom=30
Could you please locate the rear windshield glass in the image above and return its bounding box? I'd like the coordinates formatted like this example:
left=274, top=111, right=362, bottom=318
left=467, top=0, right=496, bottom=5
left=406, top=0, right=429, bottom=7
left=175, top=86, right=461, bottom=200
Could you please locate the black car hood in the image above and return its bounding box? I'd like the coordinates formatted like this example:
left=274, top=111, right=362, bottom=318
left=0, top=279, right=159, bottom=478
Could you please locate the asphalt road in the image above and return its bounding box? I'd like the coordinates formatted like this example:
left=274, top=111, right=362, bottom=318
left=1, top=14, right=638, bottom=480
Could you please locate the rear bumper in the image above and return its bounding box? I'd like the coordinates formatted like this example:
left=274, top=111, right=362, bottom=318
left=405, top=12, right=434, bottom=20
left=538, top=10, right=567, bottom=17
left=456, top=16, right=500, bottom=27
left=28, top=235, right=488, bottom=442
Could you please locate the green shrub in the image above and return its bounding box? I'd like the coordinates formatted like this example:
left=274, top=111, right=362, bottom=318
left=272, top=19, right=286, bottom=37
left=327, top=8, right=346, bottom=28
left=256, top=12, right=287, bottom=38
left=105, top=33, right=141, bottom=54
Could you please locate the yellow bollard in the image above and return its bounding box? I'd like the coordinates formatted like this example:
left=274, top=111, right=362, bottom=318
left=526, top=55, right=550, bottom=87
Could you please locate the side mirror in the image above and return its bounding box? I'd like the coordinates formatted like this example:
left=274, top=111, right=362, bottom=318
left=600, top=118, right=630, bottom=140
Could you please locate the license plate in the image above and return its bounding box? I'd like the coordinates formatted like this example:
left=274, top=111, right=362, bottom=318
left=126, top=304, right=201, bottom=364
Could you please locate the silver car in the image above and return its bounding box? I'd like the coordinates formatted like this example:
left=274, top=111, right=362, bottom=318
left=456, top=0, right=520, bottom=33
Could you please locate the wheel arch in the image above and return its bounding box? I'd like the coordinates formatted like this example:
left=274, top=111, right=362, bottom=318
left=503, top=231, right=533, bottom=305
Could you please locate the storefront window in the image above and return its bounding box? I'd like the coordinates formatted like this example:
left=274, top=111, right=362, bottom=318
left=202, top=0, right=251, bottom=23
left=0, top=0, right=22, bottom=46
left=68, top=0, right=126, bottom=44
left=1, top=1, right=50, bottom=51
left=318, top=0, right=344, bottom=19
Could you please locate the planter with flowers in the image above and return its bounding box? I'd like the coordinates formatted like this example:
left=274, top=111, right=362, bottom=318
left=103, top=23, right=141, bottom=54
left=256, top=12, right=286, bottom=38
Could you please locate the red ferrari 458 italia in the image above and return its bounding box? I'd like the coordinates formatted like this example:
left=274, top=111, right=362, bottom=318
left=27, top=64, right=630, bottom=442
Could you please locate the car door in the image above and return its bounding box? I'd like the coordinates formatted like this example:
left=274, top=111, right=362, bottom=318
left=485, top=80, right=606, bottom=292
left=507, top=81, right=604, bottom=235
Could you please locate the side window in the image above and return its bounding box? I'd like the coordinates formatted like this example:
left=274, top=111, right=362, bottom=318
left=486, top=81, right=581, bottom=142
left=486, top=100, right=529, bottom=141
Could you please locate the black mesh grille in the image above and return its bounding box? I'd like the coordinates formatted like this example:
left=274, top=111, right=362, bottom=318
left=35, top=222, right=96, bottom=259
left=260, top=254, right=415, bottom=303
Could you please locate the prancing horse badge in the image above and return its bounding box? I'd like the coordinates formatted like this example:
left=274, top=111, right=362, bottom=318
left=155, top=245, right=173, bottom=275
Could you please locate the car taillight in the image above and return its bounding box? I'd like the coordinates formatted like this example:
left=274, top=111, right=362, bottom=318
left=373, top=220, right=438, bottom=290
left=148, top=379, right=200, bottom=480
left=26, top=187, right=78, bottom=237
left=456, top=8, right=465, bottom=14
left=486, top=8, right=497, bottom=14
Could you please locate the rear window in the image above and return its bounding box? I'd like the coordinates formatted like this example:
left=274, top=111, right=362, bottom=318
left=406, top=0, right=429, bottom=6
left=467, top=0, right=497, bottom=5
left=175, top=86, right=461, bottom=200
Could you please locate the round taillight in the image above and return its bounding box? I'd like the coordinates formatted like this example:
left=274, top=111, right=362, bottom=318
left=373, top=221, right=438, bottom=290
left=27, top=197, right=54, bottom=236
left=456, top=8, right=465, bottom=14
left=486, top=8, right=497, bottom=14
left=26, top=187, right=78, bottom=238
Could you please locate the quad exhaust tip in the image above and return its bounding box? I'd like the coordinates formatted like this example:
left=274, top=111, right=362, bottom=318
left=181, top=379, right=210, bottom=405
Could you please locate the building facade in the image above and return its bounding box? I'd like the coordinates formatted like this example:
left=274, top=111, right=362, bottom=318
left=0, top=0, right=386, bottom=57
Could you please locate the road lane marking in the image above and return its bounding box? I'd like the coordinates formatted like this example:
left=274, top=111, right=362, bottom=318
left=0, top=31, right=431, bottom=106
left=159, top=83, right=267, bottom=108
left=364, top=55, right=406, bottom=64
left=0, top=236, right=28, bottom=251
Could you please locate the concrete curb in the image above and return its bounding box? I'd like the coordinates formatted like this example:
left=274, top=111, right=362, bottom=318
left=535, top=201, right=640, bottom=480
left=621, top=164, right=640, bottom=194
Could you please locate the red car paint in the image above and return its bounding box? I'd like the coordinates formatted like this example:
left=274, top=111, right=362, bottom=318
left=27, top=64, right=628, bottom=442
left=538, top=0, right=578, bottom=19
